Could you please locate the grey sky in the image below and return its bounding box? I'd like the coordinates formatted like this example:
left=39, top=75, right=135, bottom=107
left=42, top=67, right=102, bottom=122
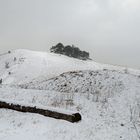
left=0, top=0, right=140, bottom=69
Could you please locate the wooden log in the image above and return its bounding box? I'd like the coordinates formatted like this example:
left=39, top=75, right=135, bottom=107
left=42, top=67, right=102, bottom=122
left=0, top=100, right=81, bottom=123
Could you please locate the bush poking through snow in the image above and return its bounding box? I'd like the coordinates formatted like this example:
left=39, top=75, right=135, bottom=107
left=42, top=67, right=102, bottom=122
left=14, top=57, right=17, bottom=61
left=8, top=51, right=11, bottom=54
left=5, top=62, right=10, bottom=69
left=8, top=72, right=11, bottom=75
left=0, top=79, right=2, bottom=84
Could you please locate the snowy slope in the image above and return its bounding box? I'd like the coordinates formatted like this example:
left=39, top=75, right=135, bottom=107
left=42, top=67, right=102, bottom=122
left=20, top=69, right=138, bottom=95
left=0, top=84, right=140, bottom=140
left=0, top=49, right=102, bottom=85
left=0, top=49, right=140, bottom=140
left=1, top=49, right=139, bottom=85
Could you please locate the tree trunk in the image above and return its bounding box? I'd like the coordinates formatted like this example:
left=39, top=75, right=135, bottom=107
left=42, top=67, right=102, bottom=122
left=0, top=100, right=81, bottom=123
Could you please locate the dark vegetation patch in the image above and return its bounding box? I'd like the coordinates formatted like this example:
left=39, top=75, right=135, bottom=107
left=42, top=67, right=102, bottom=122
left=50, top=43, right=91, bottom=60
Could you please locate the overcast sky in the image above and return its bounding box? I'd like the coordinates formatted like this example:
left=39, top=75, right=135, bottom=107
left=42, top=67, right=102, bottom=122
left=0, top=0, right=140, bottom=69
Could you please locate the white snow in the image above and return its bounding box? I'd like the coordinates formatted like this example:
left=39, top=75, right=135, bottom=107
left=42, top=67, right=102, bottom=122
left=0, top=49, right=102, bottom=85
left=0, top=49, right=140, bottom=140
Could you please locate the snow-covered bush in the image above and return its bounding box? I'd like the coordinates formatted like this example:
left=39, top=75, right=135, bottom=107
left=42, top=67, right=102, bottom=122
left=0, top=79, right=2, bottom=84
left=5, top=62, right=10, bottom=69
left=14, top=57, right=17, bottom=61
left=51, top=94, right=74, bottom=108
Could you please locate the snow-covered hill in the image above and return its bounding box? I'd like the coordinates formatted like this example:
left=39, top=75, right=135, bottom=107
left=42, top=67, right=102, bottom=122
left=0, top=83, right=140, bottom=140
left=0, top=49, right=102, bottom=85
left=0, top=49, right=140, bottom=140
left=1, top=49, right=139, bottom=85
left=20, top=70, right=139, bottom=97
